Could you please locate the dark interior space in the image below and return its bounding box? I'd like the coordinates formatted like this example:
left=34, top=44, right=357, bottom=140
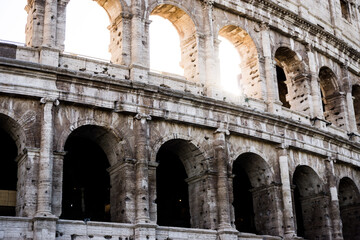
left=276, top=65, right=290, bottom=108
left=61, top=135, right=110, bottom=222
left=0, top=128, right=18, bottom=216
left=156, top=148, right=190, bottom=228
left=232, top=160, right=256, bottom=233
left=293, top=186, right=305, bottom=238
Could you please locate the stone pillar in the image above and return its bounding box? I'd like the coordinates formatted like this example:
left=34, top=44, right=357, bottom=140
left=25, top=0, right=45, bottom=47
left=109, top=13, right=132, bottom=66
left=260, top=23, right=281, bottom=114
left=201, top=0, right=219, bottom=98
left=134, top=113, right=151, bottom=224
left=307, top=45, right=324, bottom=121
left=36, top=97, right=59, bottom=217
left=130, top=2, right=149, bottom=82
left=328, top=0, right=342, bottom=37
left=251, top=184, right=283, bottom=236
left=52, top=151, right=65, bottom=218
left=108, top=159, right=136, bottom=223
left=346, top=89, right=358, bottom=133
left=42, top=0, right=57, bottom=47
left=213, top=126, right=235, bottom=238
left=277, top=146, right=296, bottom=239
left=325, top=158, right=343, bottom=240
left=16, top=148, right=40, bottom=217
left=34, top=97, right=59, bottom=240
left=148, top=161, right=158, bottom=223
left=55, top=0, right=70, bottom=51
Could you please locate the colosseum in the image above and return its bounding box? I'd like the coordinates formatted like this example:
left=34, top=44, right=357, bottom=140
left=0, top=0, right=360, bottom=239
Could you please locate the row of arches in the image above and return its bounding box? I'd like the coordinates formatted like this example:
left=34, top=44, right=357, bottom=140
left=1, top=112, right=359, bottom=239
left=2, top=1, right=360, bottom=133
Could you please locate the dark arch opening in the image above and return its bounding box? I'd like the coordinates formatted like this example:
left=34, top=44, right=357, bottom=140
left=0, top=128, right=18, bottom=216
left=232, top=160, right=256, bottom=233
left=156, top=145, right=190, bottom=228
left=352, top=85, right=360, bottom=131
left=61, top=128, right=110, bottom=222
left=338, top=177, right=360, bottom=240
left=293, top=185, right=305, bottom=237
left=293, top=166, right=327, bottom=239
left=276, top=65, right=290, bottom=108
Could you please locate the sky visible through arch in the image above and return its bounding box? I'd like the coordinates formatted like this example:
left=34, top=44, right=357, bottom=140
left=0, top=0, right=241, bottom=95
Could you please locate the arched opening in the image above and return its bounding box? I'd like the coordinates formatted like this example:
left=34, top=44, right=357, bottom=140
left=352, top=84, right=360, bottom=132
left=275, top=47, right=308, bottom=111
left=232, top=153, right=279, bottom=236
left=232, top=160, right=255, bottom=233
left=0, top=0, right=27, bottom=44
left=156, top=140, right=190, bottom=228
left=149, top=15, right=182, bottom=75
left=0, top=127, right=18, bottom=216
left=319, top=67, right=343, bottom=127
left=338, top=177, right=360, bottom=240
left=61, top=125, right=111, bottom=222
left=292, top=166, right=330, bottom=239
left=276, top=65, right=290, bottom=108
left=218, top=36, right=242, bottom=95
left=151, top=4, right=198, bottom=82
left=219, top=26, right=260, bottom=99
left=65, top=0, right=111, bottom=60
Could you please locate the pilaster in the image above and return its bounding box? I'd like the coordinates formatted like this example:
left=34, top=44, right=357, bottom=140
left=325, top=158, right=343, bottom=240
left=277, top=145, right=296, bottom=239
left=134, top=113, right=152, bottom=224
left=213, top=125, right=232, bottom=230
left=36, top=97, right=59, bottom=218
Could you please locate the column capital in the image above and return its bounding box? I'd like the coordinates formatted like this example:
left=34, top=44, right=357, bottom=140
left=40, top=97, right=59, bottom=106
left=134, top=113, right=151, bottom=121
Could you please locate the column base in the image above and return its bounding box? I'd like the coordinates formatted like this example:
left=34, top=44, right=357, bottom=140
left=33, top=215, right=58, bottom=240
left=134, top=223, right=157, bottom=240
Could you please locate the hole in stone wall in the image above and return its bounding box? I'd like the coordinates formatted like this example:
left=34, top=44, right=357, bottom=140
left=61, top=131, right=110, bottom=222
left=0, top=128, right=18, bottom=216
left=352, top=85, right=360, bottom=131
left=340, top=0, right=351, bottom=21
left=232, top=161, right=256, bottom=234
left=65, top=0, right=110, bottom=60
left=276, top=65, right=290, bottom=108
left=156, top=148, right=190, bottom=228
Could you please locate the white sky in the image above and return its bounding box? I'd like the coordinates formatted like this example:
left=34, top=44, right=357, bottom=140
left=0, top=0, right=242, bottom=95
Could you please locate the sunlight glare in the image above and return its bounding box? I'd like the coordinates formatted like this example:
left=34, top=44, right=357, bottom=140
left=0, top=0, right=27, bottom=44
left=219, top=36, right=242, bottom=95
left=150, top=15, right=183, bottom=76
left=65, top=0, right=110, bottom=60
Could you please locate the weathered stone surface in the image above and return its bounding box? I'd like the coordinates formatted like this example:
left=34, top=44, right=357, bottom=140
left=0, top=0, right=360, bottom=240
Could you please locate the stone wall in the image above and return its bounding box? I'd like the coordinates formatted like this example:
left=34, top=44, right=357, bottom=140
left=0, top=0, right=360, bottom=240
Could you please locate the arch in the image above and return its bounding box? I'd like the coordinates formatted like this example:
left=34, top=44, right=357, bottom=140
left=150, top=133, right=210, bottom=174
left=0, top=114, right=24, bottom=216
left=232, top=152, right=280, bottom=236
left=218, top=25, right=261, bottom=99
left=274, top=47, right=308, bottom=110
left=352, top=84, right=360, bottom=132
left=154, top=138, right=212, bottom=229
left=338, top=177, right=360, bottom=240
left=150, top=4, right=199, bottom=82
left=61, top=125, right=112, bottom=222
left=319, top=67, right=344, bottom=127
left=57, top=120, right=122, bottom=166
left=292, top=165, right=330, bottom=239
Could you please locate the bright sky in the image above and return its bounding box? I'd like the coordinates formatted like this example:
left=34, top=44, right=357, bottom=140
left=0, top=0, right=242, bottom=95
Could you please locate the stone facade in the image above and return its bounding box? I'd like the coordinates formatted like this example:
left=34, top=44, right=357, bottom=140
left=0, top=0, right=360, bottom=240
